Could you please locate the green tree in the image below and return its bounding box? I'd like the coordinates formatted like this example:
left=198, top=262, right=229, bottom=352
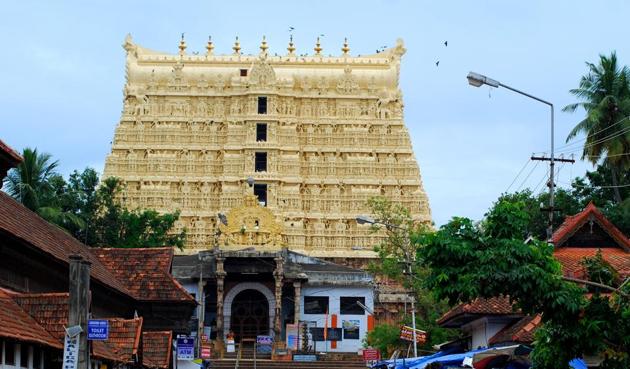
left=495, top=164, right=630, bottom=239
left=90, top=177, right=186, bottom=249
left=420, top=199, right=629, bottom=369
left=367, top=197, right=457, bottom=352
left=365, top=323, right=405, bottom=357
left=563, top=51, right=630, bottom=203
left=4, top=147, right=59, bottom=210
left=3, top=148, right=84, bottom=230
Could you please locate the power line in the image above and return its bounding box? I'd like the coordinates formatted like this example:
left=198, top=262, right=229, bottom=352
left=560, top=181, right=630, bottom=189
left=553, top=115, right=630, bottom=152
left=506, top=158, right=532, bottom=193
left=516, top=160, right=540, bottom=192
left=533, top=167, right=550, bottom=194
left=556, top=124, right=630, bottom=155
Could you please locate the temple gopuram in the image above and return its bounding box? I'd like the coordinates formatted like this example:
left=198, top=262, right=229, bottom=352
left=103, top=34, right=431, bottom=259
left=102, top=35, right=432, bottom=354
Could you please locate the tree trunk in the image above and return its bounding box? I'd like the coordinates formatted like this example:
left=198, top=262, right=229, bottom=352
left=610, top=165, right=623, bottom=203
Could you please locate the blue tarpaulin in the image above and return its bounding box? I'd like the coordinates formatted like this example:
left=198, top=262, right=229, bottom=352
left=569, top=359, right=587, bottom=369
left=370, top=346, right=585, bottom=369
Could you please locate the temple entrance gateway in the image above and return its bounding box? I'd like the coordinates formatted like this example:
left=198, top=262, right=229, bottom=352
left=229, top=289, right=269, bottom=341
left=223, top=281, right=276, bottom=341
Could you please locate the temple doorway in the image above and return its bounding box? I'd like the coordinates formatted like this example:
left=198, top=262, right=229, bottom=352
left=229, top=289, right=270, bottom=341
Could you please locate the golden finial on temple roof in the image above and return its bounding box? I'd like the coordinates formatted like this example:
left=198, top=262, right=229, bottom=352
left=314, top=37, right=322, bottom=56
left=179, top=33, right=187, bottom=55
left=342, top=37, right=350, bottom=55
left=260, top=35, right=269, bottom=53
left=233, top=36, right=241, bottom=55
left=206, top=36, right=214, bottom=56
left=287, top=35, right=296, bottom=55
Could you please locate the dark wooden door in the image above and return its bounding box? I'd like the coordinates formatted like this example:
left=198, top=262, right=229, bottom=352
left=230, top=289, right=269, bottom=341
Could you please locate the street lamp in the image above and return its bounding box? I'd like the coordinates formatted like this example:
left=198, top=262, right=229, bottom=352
left=467, top=71, right=556, bottom=240
left=356, top=216, right=418, bottom=358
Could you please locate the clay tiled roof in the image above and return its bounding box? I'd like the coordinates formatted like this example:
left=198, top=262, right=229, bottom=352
left=552, top=202, right=630, bottom=250
left=9, top=290, right=145, bottom=363
left=11, top=292, right=69, bottom=340
left=93, top=248, right=195, bottom=303
left=142, top=331, right=173, bottom=369
left=104, top=317, right=143, bottom=363
left=0, top=139, right=22, bottom=181
left=554, top=247, right=630, bottom=279
left=0, top=289, right=62, bottom=349
left=489, top=314, right=542, bottom=345
left=0, top=192, right=131, bottom=296
left=438, top=297, right=519, bottom=327
left=0, top=139, right=22, bottom=164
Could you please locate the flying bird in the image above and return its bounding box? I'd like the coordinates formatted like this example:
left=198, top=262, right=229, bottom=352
left=444, top=41, right=448, bottom=47
left=288, top=26, right=295, bottom=31
left=435, top=61, right=440, bottom=67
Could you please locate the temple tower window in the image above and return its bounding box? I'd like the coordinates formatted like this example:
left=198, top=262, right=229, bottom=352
left=254, top=184, right=267, bottom=206
left=255, top=152, right=267, bottom=172
left=257, top=96, right=267, bottom=114
left=256, top=123, right=267, bottom=142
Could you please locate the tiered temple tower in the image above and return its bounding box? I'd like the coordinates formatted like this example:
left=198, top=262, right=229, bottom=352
left=104, top=35, right=431, bottom=258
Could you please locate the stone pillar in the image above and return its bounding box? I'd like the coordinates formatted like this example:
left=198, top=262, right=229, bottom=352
left=273, top=255, right=284, bottom=336
left=293, top=280, right=301, bottom=324
left=215, top=255, right=226, bottom=343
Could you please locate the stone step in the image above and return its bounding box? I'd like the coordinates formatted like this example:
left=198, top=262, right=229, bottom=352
left=209, top=361, right=368, bottom=369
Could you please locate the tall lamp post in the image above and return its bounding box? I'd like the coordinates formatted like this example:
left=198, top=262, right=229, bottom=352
left=466, top=72, right=557, bottom=240
left=356, top=215, right=418, bottom=358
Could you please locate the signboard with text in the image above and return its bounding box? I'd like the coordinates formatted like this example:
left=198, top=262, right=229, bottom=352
left=399, top=325, right=427, bottom=344
left=362, top=349, right=380, bottom=361
left=87, top=320, right=109, bottom=340
left=62, top=334, right=79, bottom=369
left=176, top=336, right=195, bottom=360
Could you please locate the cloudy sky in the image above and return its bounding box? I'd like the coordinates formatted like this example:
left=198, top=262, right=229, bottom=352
left=1, top=0, right=628, bottom=225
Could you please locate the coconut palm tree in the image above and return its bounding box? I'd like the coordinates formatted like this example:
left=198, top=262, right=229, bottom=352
left=4, top=148, right=59, bottom=210
left=3, top=147, right=84, bottom=230
left=563, top=52, right=630, bottom=203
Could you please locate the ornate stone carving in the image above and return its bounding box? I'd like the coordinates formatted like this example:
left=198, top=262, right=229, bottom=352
left=336, top=65, right=359, bottom=94
left=104, top=37, right=432, bottom=257
left=218, top=194, right=285, bottom=249
left=249, top=54, right=276, bottom=88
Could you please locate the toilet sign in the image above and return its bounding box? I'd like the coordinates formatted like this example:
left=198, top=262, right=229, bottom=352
left=87, top=320, right=109, bottom=340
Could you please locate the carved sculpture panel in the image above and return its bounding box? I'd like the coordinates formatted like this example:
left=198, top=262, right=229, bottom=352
left=105, top=37, right=431, bottom=256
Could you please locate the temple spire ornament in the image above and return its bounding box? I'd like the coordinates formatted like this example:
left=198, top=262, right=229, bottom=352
left=342, top=37, right=350, bottom=55
left=206, top=36, right=214, bottom=56
left=287, top=35, right=296, bottom=55
left=314, top=37, right=322, bottom=56
left=178, top=33, right=187, bottom=55
left=260, top=35, right=269, bottom=54
left=233, top=36, right=241, bottom=55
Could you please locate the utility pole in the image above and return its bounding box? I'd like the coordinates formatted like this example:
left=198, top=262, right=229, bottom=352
left=69, top=255, right=91, bottom=369
left=531, top=153, right=575, bottom=240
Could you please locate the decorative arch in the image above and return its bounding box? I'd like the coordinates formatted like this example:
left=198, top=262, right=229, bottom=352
left=223, top=282, right=275, bottom=337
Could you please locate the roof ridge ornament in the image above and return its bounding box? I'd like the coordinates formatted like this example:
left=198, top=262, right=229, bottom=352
left=260, top=35, right=269, bottom=54
left=287, top=35, right=296, bottom=55
left=314, top=37, right=322, bottom=56
left=206, top=36, right=214, bottom=56
left=178, top=33, right=187, bottom=56
left=122, top=33, right=137, bottom=55
left=233, top=36, right=241, bottom=55
left=341, top=37, right=350, bottom=56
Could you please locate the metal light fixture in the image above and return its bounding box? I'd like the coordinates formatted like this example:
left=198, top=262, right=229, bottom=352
left=355, top=215, right=375, bottom=225
left=467, top=72, right=499, bottom=88
left=466, top=71, right=558, bottom=240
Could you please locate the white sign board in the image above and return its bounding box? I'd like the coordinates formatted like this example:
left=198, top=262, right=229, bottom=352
left=62, top=334, right=80, bottom=369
